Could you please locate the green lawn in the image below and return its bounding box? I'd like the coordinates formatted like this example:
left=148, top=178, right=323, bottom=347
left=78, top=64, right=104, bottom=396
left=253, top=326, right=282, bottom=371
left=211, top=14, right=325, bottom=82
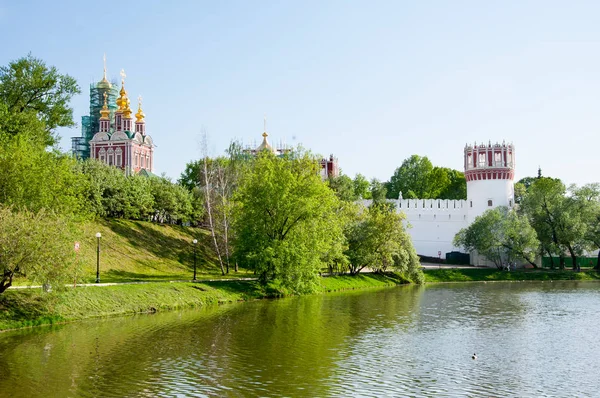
left=12, top=219, right=252, bottom=286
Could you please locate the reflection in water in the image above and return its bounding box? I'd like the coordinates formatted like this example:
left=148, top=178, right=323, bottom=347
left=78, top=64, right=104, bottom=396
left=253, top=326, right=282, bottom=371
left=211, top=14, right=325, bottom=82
left=1, top=282, right=600, bottom=397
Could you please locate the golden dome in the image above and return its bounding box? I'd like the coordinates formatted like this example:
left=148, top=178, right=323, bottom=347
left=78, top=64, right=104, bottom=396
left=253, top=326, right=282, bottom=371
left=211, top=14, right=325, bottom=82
left=116, top=68, right=129, bottom=113
left=135, top=95, right=145, bottom=122
left=256, top=132, right=276, bottom=153
left=97, top=54, right=112, bottom=89
left=99, top=92, right=110, bottom=120
left=123, top=99, right=132, bottom=119
left=116, top=96, right=123, bottom=111
left=97, top=79, right=111, bottom=89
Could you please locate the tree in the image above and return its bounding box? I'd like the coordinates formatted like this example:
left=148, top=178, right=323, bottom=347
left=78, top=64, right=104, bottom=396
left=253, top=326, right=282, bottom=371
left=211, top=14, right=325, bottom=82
left=454, top=207, right=539, bottom=269
left=178, top=159, right=202, bottom=191
left=386, top=155, right=466, bottom=200
left=353, top=174, right=371, bottom=199
left=344, top=204, right=422, bottom=282
left=387, top=155, right=433, bottom=199
left=0, top=54, right=80, bottom=146
left=328, top=174, right=357, bottom=202
left=571, top=184, right=600, bottom=269
left=437, top=168, right=467, bottom=200
left=0, top=206, right=79, bottom=293
left=200, top=133, right=226, bottom=275
left=519, top=178, right=588, bottom=270
left=0, top=135, right=88, bottom=216
left=233, top=149, right=344, bottom=294
left=370, top=178, right=387, bottom=203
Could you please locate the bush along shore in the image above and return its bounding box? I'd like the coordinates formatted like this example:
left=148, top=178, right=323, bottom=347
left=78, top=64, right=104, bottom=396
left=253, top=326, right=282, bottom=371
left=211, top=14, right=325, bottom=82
left=423, top=267, right=600, bottom=283
left=0, top=273, right=409, bottom=332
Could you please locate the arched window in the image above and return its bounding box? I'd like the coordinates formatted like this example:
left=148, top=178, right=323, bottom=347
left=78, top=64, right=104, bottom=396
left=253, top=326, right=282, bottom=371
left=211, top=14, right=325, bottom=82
left=494, top=152, right=502, bottom=165
left=115, top=148, right=122, bottom=167
left=478, top=153, right=486, bottom=167
left=99, top=148, right=106, bottom=163
left=488, top=199, right=493, bottom=207
left=107, top=148, right=114, bottom=166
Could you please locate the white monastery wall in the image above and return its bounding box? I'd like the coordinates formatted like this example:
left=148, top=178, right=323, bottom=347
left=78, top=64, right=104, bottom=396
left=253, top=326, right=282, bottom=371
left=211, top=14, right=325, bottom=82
left=359, top=141, right=515, bottom=264
left=359, top=199, right=469, bottom=258
left=398, top=199, right=469, bottom=258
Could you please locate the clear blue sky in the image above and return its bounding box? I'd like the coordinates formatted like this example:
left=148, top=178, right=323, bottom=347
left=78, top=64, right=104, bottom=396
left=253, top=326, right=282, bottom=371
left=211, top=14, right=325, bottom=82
left=2, top=0, right=600, bottom=186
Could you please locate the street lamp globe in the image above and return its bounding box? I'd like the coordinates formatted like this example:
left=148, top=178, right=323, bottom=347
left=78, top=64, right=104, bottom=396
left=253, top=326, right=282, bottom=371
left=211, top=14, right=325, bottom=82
left=193, top=239, right=198, bottom=244
left=95, top=232, right=102, bottom=239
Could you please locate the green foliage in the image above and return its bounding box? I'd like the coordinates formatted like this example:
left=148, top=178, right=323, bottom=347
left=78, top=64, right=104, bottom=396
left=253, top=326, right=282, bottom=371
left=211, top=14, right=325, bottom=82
left=437, top=168, right=467, bottom=199
left=353, top=173, right=371, bottom=199
left=518, top=177, right=592, bottom=269
left=454, top=207, right=539, bottom=268
left=178, top=159, right=202, bottom=191
left=370, top=178, right=388, bottom=203
left=387, top=155, right=433, bottom=199
left=76, top=159, right=200, bottom=223
left=328, top=174, right=357, bottom=202
left=423, top=268, right=600, bottom=283
left=233, top=150, right=344, bottom=293
left=0, top=136, right=88, bottom=216
left=571, top=183, right=600, bottom=268
left=386, top=155, right=466, bottom=200
left=0, top=54, right=80, bottom=146
left=0, top=206, right=80, bottom=293
left=344, top=204, right=422, bottom=282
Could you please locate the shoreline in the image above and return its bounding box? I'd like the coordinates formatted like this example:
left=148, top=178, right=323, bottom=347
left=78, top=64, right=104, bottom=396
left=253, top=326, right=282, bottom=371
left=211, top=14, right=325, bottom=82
left=2, top=268, right=599, bottom=333
left=0, top=273, right=408, bottom=332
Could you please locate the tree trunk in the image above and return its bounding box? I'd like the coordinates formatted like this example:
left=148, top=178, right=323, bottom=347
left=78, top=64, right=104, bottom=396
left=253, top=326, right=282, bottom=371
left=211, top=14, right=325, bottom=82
left=567, top=245, right=581, bottom=271
left=0, top=272, right=13, bottom=294
left=203, top=156, right=225, bottom=276
left=567, top=245, right=578, bottom=271
left=559, top=253, right=565, bottom=270
left=0, top=280, right=11, bottom=294
left=546, top=248, right=555, bottom=270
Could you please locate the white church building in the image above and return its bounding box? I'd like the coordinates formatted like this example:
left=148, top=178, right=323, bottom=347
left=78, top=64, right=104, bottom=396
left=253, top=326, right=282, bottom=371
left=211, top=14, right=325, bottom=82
left=368, top=141, right=515, bottom=265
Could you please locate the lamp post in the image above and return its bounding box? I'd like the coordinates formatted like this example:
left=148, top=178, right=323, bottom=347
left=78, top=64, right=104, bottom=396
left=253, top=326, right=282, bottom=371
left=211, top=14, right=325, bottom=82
left=95, top=232, right=102, bottom=283
left=192, top=239, right=198, bottom=281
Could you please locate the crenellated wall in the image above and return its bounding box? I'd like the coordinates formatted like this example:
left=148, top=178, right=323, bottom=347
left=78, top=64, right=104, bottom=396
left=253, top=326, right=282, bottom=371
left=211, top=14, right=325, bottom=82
left=357, top=140, right=515, bottom=263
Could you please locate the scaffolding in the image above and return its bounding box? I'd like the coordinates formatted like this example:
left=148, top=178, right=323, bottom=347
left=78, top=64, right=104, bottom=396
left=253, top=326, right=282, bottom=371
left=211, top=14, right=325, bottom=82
left=72, top=82, right=118, bottom=159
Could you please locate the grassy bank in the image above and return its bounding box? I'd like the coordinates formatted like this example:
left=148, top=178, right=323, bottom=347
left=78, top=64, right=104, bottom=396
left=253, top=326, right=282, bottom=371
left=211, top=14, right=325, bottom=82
left=0, top=273, right=406, bottom=331
left=12, top=219, right=252, bottom=286
left=424, top=267, right=600, bottom=283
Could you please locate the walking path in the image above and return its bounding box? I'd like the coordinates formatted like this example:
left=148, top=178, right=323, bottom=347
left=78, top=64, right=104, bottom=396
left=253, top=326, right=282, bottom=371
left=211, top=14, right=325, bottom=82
left=9, top=264, right=488, bottom=290
left=8, top=277, right=258, bottom=290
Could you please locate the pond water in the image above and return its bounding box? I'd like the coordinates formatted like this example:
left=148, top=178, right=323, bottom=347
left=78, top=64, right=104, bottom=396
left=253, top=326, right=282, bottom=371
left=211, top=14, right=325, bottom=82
left=1, top=281, right=600, bottom=397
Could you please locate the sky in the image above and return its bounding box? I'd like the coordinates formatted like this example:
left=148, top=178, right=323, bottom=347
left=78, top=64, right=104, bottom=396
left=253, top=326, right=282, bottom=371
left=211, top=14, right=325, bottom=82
left=1, top=0, right=600, bottom=186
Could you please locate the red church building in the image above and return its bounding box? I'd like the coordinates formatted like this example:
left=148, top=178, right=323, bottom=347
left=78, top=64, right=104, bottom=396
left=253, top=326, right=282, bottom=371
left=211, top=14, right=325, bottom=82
left=89, top=70, right=154, bottom=176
